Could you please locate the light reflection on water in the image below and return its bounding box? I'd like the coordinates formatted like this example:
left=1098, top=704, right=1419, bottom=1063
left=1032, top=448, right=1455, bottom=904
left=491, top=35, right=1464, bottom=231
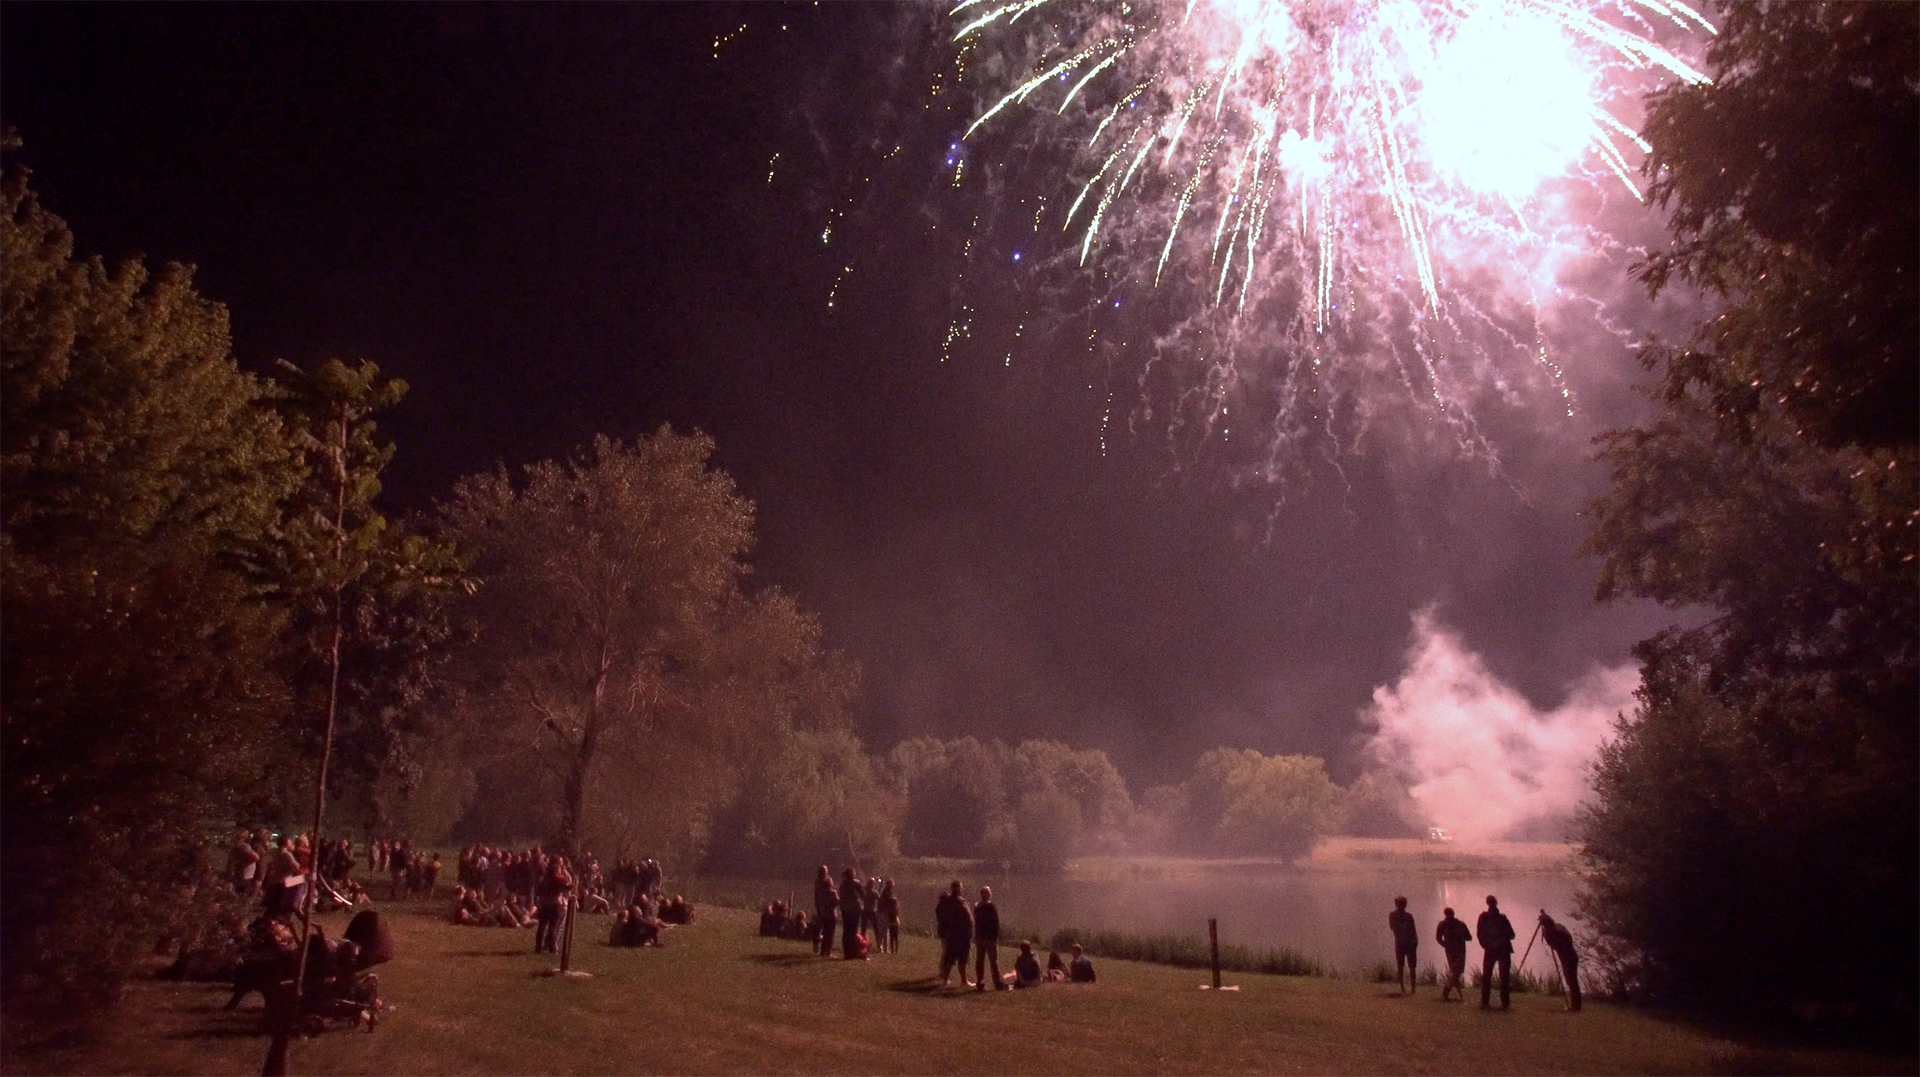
left=689, top=868, right=1579, bottom=975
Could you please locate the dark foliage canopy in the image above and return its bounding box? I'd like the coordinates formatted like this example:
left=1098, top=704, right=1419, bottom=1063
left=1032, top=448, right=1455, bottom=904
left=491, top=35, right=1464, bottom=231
left=1, top=156, right=296, bottom=1022
left=1579, top=0, right=1918, bottom=1028
left=1636, top=1, right=1917, bottom=450
left=1, top=150, right=455, bottom=1033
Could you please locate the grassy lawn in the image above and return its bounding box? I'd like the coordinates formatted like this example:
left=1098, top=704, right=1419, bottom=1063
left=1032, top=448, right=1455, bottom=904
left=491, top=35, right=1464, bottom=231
left=8, top=904, right=1911, bottom=1076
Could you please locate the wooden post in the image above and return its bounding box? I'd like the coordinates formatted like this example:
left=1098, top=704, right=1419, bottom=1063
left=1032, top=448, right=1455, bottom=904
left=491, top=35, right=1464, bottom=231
left=264, top=403, right=351, bottom=1077
left=559, top=876, right=576, bottom=973
left=1209, top=918, right=1221, bottom=991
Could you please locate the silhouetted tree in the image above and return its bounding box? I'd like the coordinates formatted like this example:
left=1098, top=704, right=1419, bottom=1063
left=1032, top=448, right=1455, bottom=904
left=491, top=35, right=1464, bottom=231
left=1634, top=1, right=1916, bottom=451
left=1, top=155, right=298, bottom=1029
left=1578, top=0, right=1917, bottom=1025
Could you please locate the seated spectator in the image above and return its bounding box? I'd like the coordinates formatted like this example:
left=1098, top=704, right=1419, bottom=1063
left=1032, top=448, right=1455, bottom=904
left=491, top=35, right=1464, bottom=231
left=581, top=888, right=611, bottom=915
left=1045, top=950, right=1068, bottom=982
left=759, top=904, right=783, bottom=937
left=227, top=914, right=299, bottom=1009
left=1069, top=943, right=1096, bottom=983
left=783, top=910, right=810, bottom=942
left=449, top=886, right=488, bottom=925
left=499, top=894, right=536, bottom=928
left=612, top=905, right=663, bottom=947
left=1012, top=940, right=1043, bottom=988
left=343, top=909, right=395, bottom=969
left=660, top=895, right=694, bottom=925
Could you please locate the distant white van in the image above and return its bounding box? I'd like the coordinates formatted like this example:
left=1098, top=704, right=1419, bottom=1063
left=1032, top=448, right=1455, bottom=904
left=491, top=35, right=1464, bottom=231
left=1425, top=827, right=1453, bottom=844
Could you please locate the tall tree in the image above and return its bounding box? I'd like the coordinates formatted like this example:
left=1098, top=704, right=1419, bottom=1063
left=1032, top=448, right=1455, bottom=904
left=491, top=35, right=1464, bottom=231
left=252, top=358, right=460, bottom=835
left=439, top=429, right=756, bottom=856
left=1578, top=0, right=1917, bottom=1024
left=702, top=590, right=894, bottom=873
left=887, top=735, right=1008, bottom=857
left=1634, top=1, right=1916, bottom=451
left=1, top=154, right=299, bottom=1027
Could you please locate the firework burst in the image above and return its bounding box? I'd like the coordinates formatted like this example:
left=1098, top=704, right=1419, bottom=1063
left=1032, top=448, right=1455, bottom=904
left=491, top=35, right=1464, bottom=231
left=941, top=0, right=1711, bottom=478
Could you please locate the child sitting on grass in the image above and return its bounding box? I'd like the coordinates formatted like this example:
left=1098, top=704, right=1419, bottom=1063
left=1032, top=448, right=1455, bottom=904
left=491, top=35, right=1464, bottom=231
left=1011, top=940, right=1043, bottom=988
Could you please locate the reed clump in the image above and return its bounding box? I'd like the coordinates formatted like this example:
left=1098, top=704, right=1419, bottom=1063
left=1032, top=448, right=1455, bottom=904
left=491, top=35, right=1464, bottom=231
left=1040, top=926, right=1329, bottom=978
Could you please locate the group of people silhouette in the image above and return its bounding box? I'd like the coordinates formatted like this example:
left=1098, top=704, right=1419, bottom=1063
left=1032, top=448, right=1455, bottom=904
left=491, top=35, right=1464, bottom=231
left=763, top=870, right=1096, bottom=990
left=1390, top=894, right=1580, bottom=1011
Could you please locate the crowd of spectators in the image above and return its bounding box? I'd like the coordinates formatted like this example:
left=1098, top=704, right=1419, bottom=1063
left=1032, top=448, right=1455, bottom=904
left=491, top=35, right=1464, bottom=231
left=219, top=829, right=675, bottom=940
left=224, top=829, right=371, bottom=915
left=442, top=845, right=682, bottom=953
left=758, top=869, right=1093, bottom=990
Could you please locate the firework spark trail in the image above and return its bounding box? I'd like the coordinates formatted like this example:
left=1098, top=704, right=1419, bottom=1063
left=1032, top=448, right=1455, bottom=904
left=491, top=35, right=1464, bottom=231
left=941, top=0, right=1712, bottom=475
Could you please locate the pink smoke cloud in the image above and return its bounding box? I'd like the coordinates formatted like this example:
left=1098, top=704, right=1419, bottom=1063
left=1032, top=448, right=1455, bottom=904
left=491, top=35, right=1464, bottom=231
left=1363, top=608, right=1638, bottom=842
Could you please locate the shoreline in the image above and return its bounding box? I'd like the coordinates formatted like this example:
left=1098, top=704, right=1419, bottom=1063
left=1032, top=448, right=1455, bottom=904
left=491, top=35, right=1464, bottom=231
left=894, top=838, right=1585, bottom=884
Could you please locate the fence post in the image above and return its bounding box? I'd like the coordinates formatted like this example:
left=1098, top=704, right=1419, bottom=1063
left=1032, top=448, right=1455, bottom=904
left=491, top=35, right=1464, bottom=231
left=1209, top=917, right=1221, bottom=990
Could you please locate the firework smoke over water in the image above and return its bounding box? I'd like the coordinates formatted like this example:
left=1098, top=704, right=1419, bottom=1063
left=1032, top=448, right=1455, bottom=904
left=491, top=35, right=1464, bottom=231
left=940, top=0, right=1711, bottom=477
left=1363, top=609, right=1638, bottom=841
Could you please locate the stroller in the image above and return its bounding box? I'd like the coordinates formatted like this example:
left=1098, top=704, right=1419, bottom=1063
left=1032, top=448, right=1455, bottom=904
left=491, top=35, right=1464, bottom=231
left=233, top=910, right=394, bottom=1032
left=310, top=873, right=363, bottom=913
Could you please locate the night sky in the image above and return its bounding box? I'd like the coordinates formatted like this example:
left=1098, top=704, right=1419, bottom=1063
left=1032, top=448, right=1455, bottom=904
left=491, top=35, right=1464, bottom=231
left=2, top=2, right=1689, bottom=787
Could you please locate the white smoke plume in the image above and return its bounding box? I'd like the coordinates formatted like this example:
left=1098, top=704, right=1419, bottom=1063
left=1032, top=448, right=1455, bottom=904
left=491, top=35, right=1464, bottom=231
left=1362, top=609, right=1638, bottom=842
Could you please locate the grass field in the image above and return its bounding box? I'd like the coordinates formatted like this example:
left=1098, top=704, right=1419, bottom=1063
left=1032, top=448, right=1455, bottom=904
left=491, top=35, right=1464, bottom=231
left=8, top=903, right=1912, bottom=1076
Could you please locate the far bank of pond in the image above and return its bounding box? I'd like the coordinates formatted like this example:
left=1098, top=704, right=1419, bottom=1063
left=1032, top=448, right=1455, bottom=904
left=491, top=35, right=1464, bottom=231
left=687, top=839, right=1584, bottom=977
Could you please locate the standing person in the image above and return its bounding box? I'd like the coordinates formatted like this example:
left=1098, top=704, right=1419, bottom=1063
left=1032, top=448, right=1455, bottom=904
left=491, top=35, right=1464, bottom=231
left=934, top=880, right=973, bottom=987
left=1537, top=912, right=1582, bottom=1011
left=1477, top=895, right=1516, bottom=1010
left=812, top=866, right=838, bottom=958
left=330, top=839, right=355, bottom=888
left=484, top=848, right=506, bottom=904
left=390, top=845, right=409, bottom=902
left=861, top=877, right=880, bottom=943
left=227, top=829, right=260, bottom=895
left=839, top=868, right=866, bottom=960
left=1389, top=896, right=1419, bottom=995
left=1434, top=907, right=1473, bottom=1001
left=973, top=886, right=1004, bottom=991
left=534, top=857, right=572, bottom=955
left=877, top=879, right=900, bottom=955
left=266, top=836, right=303, bottom=916
left=610, top=860, right=630, bottom=907
left=251, top=830, right=275, bottom=894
